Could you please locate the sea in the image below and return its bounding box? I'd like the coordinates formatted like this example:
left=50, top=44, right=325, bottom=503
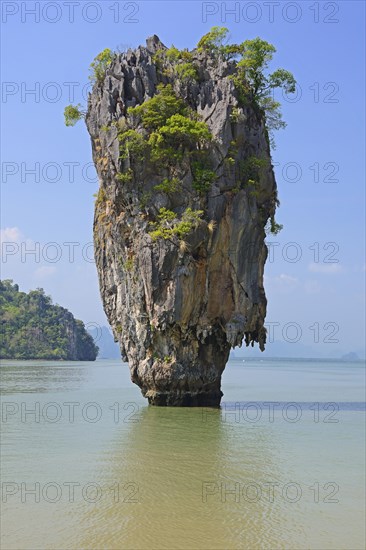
left=1, top=358, right=365, bottom=549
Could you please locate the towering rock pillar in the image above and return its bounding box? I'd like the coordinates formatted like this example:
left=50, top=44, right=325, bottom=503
left=86, top=36, right=277, bottom=406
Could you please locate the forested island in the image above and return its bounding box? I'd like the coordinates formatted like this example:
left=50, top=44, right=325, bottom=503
left=0, top=280, right=98, bottom=360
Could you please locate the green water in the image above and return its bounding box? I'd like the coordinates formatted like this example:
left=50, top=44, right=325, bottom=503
left=1, top=359, right=365, bottom=549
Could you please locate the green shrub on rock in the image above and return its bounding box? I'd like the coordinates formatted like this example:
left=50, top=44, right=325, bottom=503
left=149, top=207, right=204, bottom=242
left=116, top=169, right=133, bottom=183
left=192, top=163, right=216, bottom=193
left=128, top=84, right=187, bottom=130
left=197, top=26, right=229, bottom=54
left=154, top=177, right=181, bottom=194
left=64, top=104, right=85, bottom=126
left=176, top=62, right=198, bottom=82
left=239, top=156, right=268, bottom=187
left=89, top=48, right=113, bottom=84
left=149, top=114, right=212, bottom=152
left=119, top=130, right=147, bottom=161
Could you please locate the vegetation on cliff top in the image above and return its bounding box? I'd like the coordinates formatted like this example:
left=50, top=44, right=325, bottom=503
left=89, top=48, right=113, bottom=84
left=0, top=280, right=98, bottom=360
left=64, top=28, right=295, bottom=140
left=64, top=29, right=294, bottom=236
left=125, top=84, right=212, bottom=170
left=196, top=27, right=296, bottom=139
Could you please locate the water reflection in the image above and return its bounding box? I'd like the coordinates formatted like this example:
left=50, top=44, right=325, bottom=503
left=78, top=406, right=302, bottom=550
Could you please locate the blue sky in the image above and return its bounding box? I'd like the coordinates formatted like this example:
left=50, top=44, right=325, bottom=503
left=1, top=1, right=365, bottom=357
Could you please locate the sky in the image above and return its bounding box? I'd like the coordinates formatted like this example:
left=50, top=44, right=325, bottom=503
left=1, top=0, right=365, bottom=357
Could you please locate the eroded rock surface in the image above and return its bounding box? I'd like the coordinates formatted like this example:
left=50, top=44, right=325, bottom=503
left=86, top=36, right=277, bottom=406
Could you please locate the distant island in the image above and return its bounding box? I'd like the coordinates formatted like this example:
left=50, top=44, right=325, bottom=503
left=341, top=352, right=360, bottom=362
left=0, top=280, right=98, bottom=360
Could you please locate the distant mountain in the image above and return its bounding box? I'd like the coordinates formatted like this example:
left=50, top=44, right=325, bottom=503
left=0, top=280, right=98, bottom=361
left=341, top=352, right=361, bottom=362
left=88, top=325, right=121, bottom=359
left=230, top=340, right=365, bottom=360
left=231, top=339, right=321, bottom=359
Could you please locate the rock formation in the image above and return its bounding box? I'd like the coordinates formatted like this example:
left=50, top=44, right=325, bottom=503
left=86, top=35, right=278, bottom=405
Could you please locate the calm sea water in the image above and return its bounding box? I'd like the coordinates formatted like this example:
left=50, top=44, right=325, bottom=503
left=1, top=358, right=365, bottom=550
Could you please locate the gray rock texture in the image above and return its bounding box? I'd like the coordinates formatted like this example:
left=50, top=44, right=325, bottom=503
left=86, top=36, right=278, bottom=406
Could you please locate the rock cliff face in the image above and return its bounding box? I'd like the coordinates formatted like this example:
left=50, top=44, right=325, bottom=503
left=86, top=36, right=278, bottom=406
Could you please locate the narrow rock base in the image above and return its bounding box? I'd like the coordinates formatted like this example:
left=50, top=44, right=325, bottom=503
left=145, top=389, right=223, bottom=407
